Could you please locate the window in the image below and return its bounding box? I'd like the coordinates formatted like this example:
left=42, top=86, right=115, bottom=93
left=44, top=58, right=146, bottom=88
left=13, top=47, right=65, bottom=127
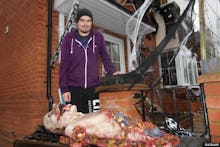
left=160, top=49, right=177, bottom=86
left=102, top=33, right=125, bottom=75
left=159, top=46, right=198, bottom=87
left=106, top=42, right=120, bottom=71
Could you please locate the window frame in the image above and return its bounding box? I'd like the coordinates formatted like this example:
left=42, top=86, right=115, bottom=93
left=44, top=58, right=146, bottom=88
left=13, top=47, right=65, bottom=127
left=102, top=33, right=125, bottom=75
left=159, top=47, right=199, bottom=88
left=159, top=48, right=178, bottom=87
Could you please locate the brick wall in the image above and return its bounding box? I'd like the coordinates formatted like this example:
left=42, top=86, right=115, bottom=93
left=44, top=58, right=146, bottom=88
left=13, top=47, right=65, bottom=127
left=198, top=72, right=220, bottom=143
left=153, top=88, right=201, bottom=113
left=99, top=84, right=148, bottom=120
left=99, top=90, right=143, bottom=120
left=0, top=0, right=59, bottom=146
left=98, top=84, right=201, bottom=124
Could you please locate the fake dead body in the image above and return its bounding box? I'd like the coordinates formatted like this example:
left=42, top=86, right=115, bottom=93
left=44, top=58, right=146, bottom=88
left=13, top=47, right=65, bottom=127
left=43, top=104, right=179, bottom=147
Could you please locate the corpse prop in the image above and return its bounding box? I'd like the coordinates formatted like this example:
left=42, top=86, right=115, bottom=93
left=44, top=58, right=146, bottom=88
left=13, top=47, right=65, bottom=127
left=43, top=104, right=180, bottom=147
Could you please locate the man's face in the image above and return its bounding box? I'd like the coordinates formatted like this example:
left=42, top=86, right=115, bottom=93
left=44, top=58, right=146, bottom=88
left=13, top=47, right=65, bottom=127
left=77, top=15, right=92, bottom=35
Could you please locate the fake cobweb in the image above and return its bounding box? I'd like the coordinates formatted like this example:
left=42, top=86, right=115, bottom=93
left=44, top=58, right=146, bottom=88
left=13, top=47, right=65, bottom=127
left=124, top=0, right=198, bottom=89
left=126, top=0, right=197, bottom=72
left=126, top=0, right=155, bottom=71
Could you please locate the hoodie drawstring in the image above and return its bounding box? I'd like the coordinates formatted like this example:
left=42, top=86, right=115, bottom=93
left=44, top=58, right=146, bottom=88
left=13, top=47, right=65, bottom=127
left=70, top=38, right=74, bottom=54
left=93, top=35, right=95, bottom=54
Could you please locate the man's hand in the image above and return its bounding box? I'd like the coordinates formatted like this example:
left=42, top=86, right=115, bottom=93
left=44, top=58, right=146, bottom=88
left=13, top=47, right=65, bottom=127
left=62, top=92, right=71, bottom=102
left=113, top=71, right=122, bottom=75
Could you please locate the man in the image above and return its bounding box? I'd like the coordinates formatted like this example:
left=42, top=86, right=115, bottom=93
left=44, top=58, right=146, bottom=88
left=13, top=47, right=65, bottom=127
left=59, top=8, right=120, bottom=113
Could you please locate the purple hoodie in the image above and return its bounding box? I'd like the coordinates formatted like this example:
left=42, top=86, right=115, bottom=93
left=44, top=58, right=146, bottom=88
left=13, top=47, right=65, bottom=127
left=59, top=30, right=116, bottom=93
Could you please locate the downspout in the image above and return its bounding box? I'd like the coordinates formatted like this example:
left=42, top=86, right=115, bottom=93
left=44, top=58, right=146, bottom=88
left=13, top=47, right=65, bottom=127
left=47, top=0, right=53, bottom=111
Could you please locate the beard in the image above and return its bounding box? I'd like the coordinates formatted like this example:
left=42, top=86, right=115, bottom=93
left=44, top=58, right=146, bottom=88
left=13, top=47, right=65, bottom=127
left=80, top=29, right=90, bottom=34
left=78, top=25, right=92, bottom=35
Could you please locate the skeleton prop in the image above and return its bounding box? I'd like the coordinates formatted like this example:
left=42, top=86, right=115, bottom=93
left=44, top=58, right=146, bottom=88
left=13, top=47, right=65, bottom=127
left=43, top=104, right=179, bottom=147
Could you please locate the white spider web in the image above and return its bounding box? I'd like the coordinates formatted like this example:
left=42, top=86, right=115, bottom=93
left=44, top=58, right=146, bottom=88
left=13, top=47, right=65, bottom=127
left=126, top=0, right=155, bottom=71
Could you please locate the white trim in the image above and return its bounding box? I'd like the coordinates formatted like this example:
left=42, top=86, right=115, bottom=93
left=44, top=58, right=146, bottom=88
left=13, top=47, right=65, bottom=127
left=103, top=33, right=125, bottom=73
left=58, top=13, right=65, bottom=63
left=158, top=55, right=163, bottom=87
left=126, top=37, right=131, bottom=72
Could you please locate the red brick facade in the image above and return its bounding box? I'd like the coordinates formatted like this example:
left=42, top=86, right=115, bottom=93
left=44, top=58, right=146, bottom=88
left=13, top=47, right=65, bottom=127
left=198, top=72, right=220, bottom=143
left=0, top=0, right=60, bottom=146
